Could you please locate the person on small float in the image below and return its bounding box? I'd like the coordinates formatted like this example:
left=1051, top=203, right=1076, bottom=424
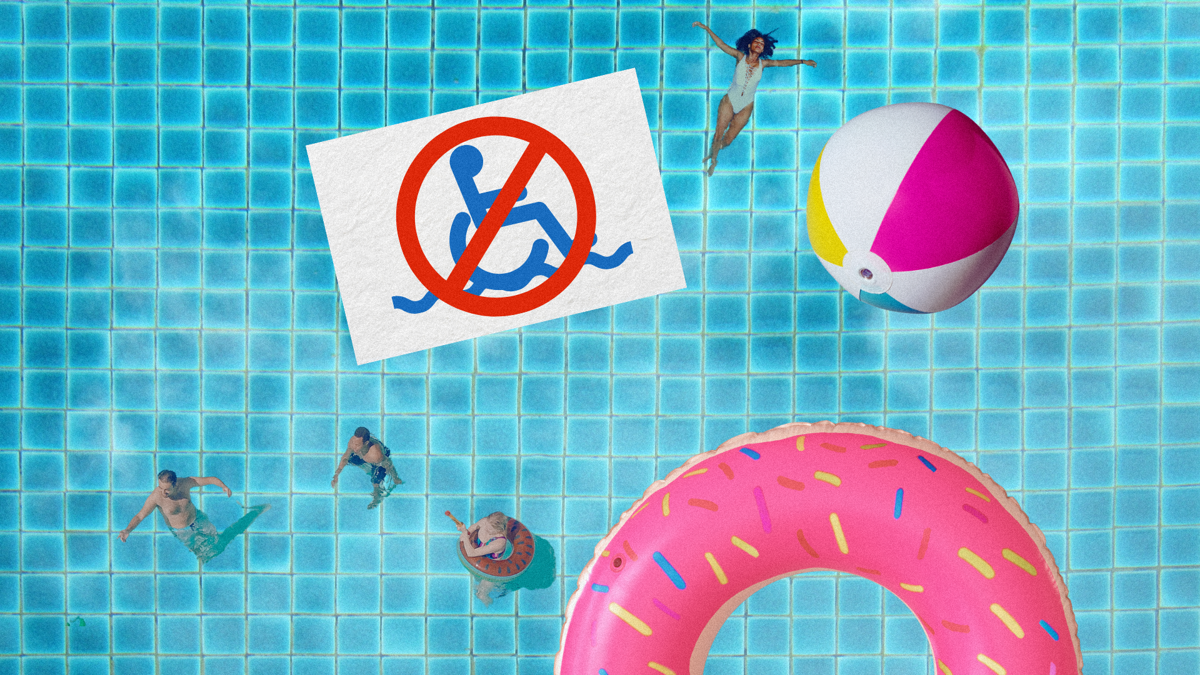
left=119, top=469, right=269, bottom=564
left=457, top=511, right=512, bottom=604
left=331, top=426, right=403, bottom=509
left=693, top=22, right=817, bottom=176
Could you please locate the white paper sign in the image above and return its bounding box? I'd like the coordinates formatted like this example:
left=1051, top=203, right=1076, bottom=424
left=307, top=70, right=685, bottom=364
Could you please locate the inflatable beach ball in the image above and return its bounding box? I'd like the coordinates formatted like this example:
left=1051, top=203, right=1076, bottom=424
left=806, top=102, right=1019, bottom=314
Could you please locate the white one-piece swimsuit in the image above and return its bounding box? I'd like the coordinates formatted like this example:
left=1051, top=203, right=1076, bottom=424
left=726, top=55, right=764, bottom=113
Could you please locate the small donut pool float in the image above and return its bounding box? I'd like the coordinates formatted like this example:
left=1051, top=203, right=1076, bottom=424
left=556, top=422, right=1081, bottom=675
left=458, top=517, right=536, bottom=583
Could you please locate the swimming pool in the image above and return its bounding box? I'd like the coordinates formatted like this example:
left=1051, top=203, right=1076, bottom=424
left=3, top=1, right=1199, bottom=673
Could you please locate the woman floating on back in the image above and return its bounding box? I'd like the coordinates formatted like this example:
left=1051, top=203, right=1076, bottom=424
left=694, top=23, right=816, bottom=176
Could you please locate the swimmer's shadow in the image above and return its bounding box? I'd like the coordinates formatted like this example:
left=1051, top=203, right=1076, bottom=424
left=202, top=504, right=270, bottom=565
left=504, top=535, right=556, bottom=592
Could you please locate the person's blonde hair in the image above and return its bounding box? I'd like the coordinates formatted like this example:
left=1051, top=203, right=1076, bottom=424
left=486, top=511, right=510, bottom=535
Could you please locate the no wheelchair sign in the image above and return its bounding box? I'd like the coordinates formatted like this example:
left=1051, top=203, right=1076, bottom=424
left=396, top=116, right=598, bottom=318
left=308, top=71, right=684, bottom=364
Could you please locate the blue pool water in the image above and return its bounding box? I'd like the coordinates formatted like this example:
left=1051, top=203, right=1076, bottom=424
left=3, top=1, right=1199, bottom=674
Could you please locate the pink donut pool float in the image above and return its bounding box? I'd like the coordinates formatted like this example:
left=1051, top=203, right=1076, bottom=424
left=556, top=422, right=1082, bottom=675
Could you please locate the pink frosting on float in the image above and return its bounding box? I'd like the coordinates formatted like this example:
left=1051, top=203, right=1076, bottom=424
left=870, top=109, right=1020, bottom=273
left=556, top=422, right=1082, bottom=675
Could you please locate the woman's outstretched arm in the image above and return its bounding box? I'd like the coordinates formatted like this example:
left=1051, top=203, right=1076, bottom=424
left=766, top=59, right=817, bottom=68
left=693, top=22, right=740, bottom=58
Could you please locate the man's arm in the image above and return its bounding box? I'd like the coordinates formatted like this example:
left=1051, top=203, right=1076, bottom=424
left=331, top=447, right=353, bottom=488
left=193, top=476, right=233, bottom=497
left=119, top=493, right=158, bottom=542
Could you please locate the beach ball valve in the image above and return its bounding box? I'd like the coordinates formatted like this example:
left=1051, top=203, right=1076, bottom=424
left=806, top=103, right=1020, bottom=314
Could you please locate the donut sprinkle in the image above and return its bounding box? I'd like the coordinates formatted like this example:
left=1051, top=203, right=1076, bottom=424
left=704, top=552, right=728, bottom=584
left=963, top=503, right=989, bottom=524
left=608, top=603, right=651, bottom=636
left=622, top=540, right=639, bottom=561
left=1002, top=548, right=1037, bottom=576
left=966, top=487, right=992, bottom=502
left=977, top=653, right=1006, bottom=674
left=814, top=471, right=842, bottom=486
left=653, top=551, right=686, bottom=590
left=989, top=603, right=1025, bottom=638
left=776, top=476, right=805, bottom=491
left=752, top=486, right=771, bottom=532
left=959, top=547, right=995, bottom=579
left=796, top=529, right=820, bottom=558
left=830, top=513, right=849, bottom=554
left=652, top=598, right=681, bottom=621
left=730, top=536, right=759, bottom=558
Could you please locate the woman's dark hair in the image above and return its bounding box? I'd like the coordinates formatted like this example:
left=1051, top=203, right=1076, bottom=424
left=157, top=469, right=177, bottom=485
left=354, top=427, right=371, bottom=441
left=735, top=29, right=778, bottom=58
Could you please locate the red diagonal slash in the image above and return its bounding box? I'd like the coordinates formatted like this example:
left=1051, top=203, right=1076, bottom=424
left=445, top=140, right=547, bottom=291
left=395, top=116, right=597, bottom=317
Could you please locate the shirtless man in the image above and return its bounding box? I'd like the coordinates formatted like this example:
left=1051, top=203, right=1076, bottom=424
left=119, top=469, right=268, bottom=564
left=331, top=427, right=403, bottom=509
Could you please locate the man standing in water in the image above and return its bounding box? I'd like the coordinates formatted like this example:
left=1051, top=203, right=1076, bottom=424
left=331, top=426, right=403, bottom=509
left=119, top=469, right=269, bottom=564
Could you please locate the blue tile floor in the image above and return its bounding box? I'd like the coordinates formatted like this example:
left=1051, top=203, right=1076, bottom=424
left=2, top=1, right=1200, bottom=673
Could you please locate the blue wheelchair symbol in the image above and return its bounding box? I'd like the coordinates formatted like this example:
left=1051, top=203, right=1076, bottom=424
left=393, top=144, right=633, bottom=314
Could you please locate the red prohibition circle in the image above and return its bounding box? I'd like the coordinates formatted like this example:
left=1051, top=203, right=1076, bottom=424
left=395, top=116, right=598, bottom=317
